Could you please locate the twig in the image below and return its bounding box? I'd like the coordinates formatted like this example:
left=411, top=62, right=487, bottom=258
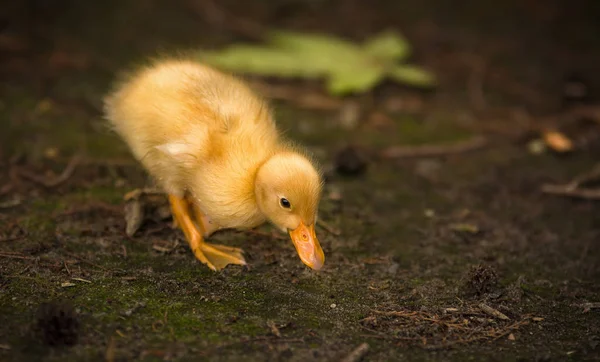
left=17, top=155, right=81, bottom=188
left=564, top=163, right=600, bottom=189
left=370, top=310, right=420, bottom=317
left=541, top=163, right=600, bottom=200
left=0, top=252, right=37, bottom=260
left=541, top=184, right=600, bottom=200
left=467, top=56, right=487, bottom=111
left=340, top=343, right=369, bottom=362
left=380, top=136, right=488, bottom=159
left=199, top=336, right=305, bottom=356
left=72, top=277, right=92, bottom=284
left=317, top=219, right=341, bottom=236
left=55, top=202, right=123, bottom=218
left=105, top=336, right=116, bottom=362
left=0, top=235, right=25, bottom=243
left=479, top=303, right=510, bottom=320
left=63, top=252, right=108, bottom=271
left=573, top=302, right=600, bottom=313
left=267, top=320, right=281, bottom=338
left=123, top=188, right=164, bottom=201
left=0, top=196, right=22, bottom=209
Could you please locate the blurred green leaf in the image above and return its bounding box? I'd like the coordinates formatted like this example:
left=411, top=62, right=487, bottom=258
left=202, top=46, right=323, bottom=78
left=268, top=31, right=362, bottom=59
left=328, top=68, right=385, bottom=95
left=362, top=31, right=411, bottom=61
left=389, top=65, right=436, bottom=87
left=199, top=29, right=436, bottom=96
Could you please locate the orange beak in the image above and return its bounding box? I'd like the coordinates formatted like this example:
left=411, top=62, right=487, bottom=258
left=289, top=221, right=325, bottom=270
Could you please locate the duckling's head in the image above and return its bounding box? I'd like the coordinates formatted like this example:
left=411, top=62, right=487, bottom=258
left=255, top=151, right=325, bottom=270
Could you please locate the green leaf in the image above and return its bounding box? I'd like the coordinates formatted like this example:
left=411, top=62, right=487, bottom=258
left=389, top=65, right=436, bottom=87
left=201, top=46, right=324, bottom=78
left=327, top=67, right=385, bottom=95
left=268, top=31, right=363, bottom=60
left=363, top=30, right=411, bottom=61
left=197, top=29, right=436, bottom=96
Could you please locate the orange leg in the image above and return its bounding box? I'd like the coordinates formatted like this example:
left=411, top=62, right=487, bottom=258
left=168, top=195, right=246, bottom=271
left=189, top=199, right=222, bottom=238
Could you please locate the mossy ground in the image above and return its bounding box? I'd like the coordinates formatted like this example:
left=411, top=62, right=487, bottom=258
left=1, top=0, right=600, bottom=361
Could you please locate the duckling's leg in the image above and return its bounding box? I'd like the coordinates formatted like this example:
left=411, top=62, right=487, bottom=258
left=189, top=200, right=247, bottom=256
left=168, top=195, right=246, bottom=271
left=187, top=197, right=222, bottom=238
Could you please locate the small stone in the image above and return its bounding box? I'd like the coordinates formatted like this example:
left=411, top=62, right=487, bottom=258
left=415, top=159, right=441, bottom=178
left=528, top=139, right=546, bottom=155
left=330, top=303, right=337, bottom=309
left=338, top=101, right=361, bottom=130
left=424, top=209, right=435, bottom=218
left=44, top=147, right=59, bottom=159
left=327, top=185, right=342, bottom=201
left=334, top=145, right=369, bottom=176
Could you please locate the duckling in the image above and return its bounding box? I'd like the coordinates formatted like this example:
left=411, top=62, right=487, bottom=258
left=104, top=58, right=325, bottom=271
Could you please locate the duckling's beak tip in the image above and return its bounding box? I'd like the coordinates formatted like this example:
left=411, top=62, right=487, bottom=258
left=289, top=222, right=325, bottom=271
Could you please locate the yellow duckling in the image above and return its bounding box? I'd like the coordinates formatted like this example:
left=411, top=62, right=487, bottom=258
left=103, top=58, right=325, bottom=271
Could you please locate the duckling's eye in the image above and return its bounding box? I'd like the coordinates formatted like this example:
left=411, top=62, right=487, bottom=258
left=279, top=198, right=291, bottom=209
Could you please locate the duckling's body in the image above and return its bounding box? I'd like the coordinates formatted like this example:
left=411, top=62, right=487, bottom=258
left=104, top=59, right=324, bottom=271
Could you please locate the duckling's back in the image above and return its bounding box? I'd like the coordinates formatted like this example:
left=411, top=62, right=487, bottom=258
left=104, top=59, right=278, bottom=165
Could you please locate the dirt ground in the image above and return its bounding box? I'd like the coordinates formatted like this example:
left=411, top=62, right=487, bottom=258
left=1, top=0, right=599, bottom=361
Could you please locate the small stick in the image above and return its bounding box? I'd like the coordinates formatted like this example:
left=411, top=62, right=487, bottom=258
left=380, top=136, right=488, bottom=159
left=267, top=321, right=281, bottom=338
left=63, top=252, right=108, bottom=271
left=340, top=343, right=369, bottom=362
left=573, top=302, right=600, bottom=313
left=0, top=235, right=25, bottom=242
left=541, top=184, right=600, bottom=200
left=123, top=188, right=164, bottom=201
left=479, top=303, right=510, bottom=320
left=0, top=252, right=36, bottom=260
left=0, top=197, right=22, bottom=209
left=64, top=261, right=71, bottom=276
left=17, top=155, right=81, bottom=188
left=565, top=163, right=600, bottom=189
left=317, top=219, right=341, bottom=236
left=105, top=336, right=116, bottom=362
left=467, top=56, right=487, bottom=111
left=72, top=277, right=92, bottom=284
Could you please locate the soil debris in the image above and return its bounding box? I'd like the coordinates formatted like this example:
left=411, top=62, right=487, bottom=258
left=461, top=264, right=499, bottom=297
left=334, top=145, right=369, bottom=176
left=479, top=303, right=510, bottom=320
left=380, top=136, right=487, bottom=159
left=340, top=342, right=370, bottom=362
left=34, top=301, right=80, bottom=347
left=361, top=307, right=531, bottom=349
